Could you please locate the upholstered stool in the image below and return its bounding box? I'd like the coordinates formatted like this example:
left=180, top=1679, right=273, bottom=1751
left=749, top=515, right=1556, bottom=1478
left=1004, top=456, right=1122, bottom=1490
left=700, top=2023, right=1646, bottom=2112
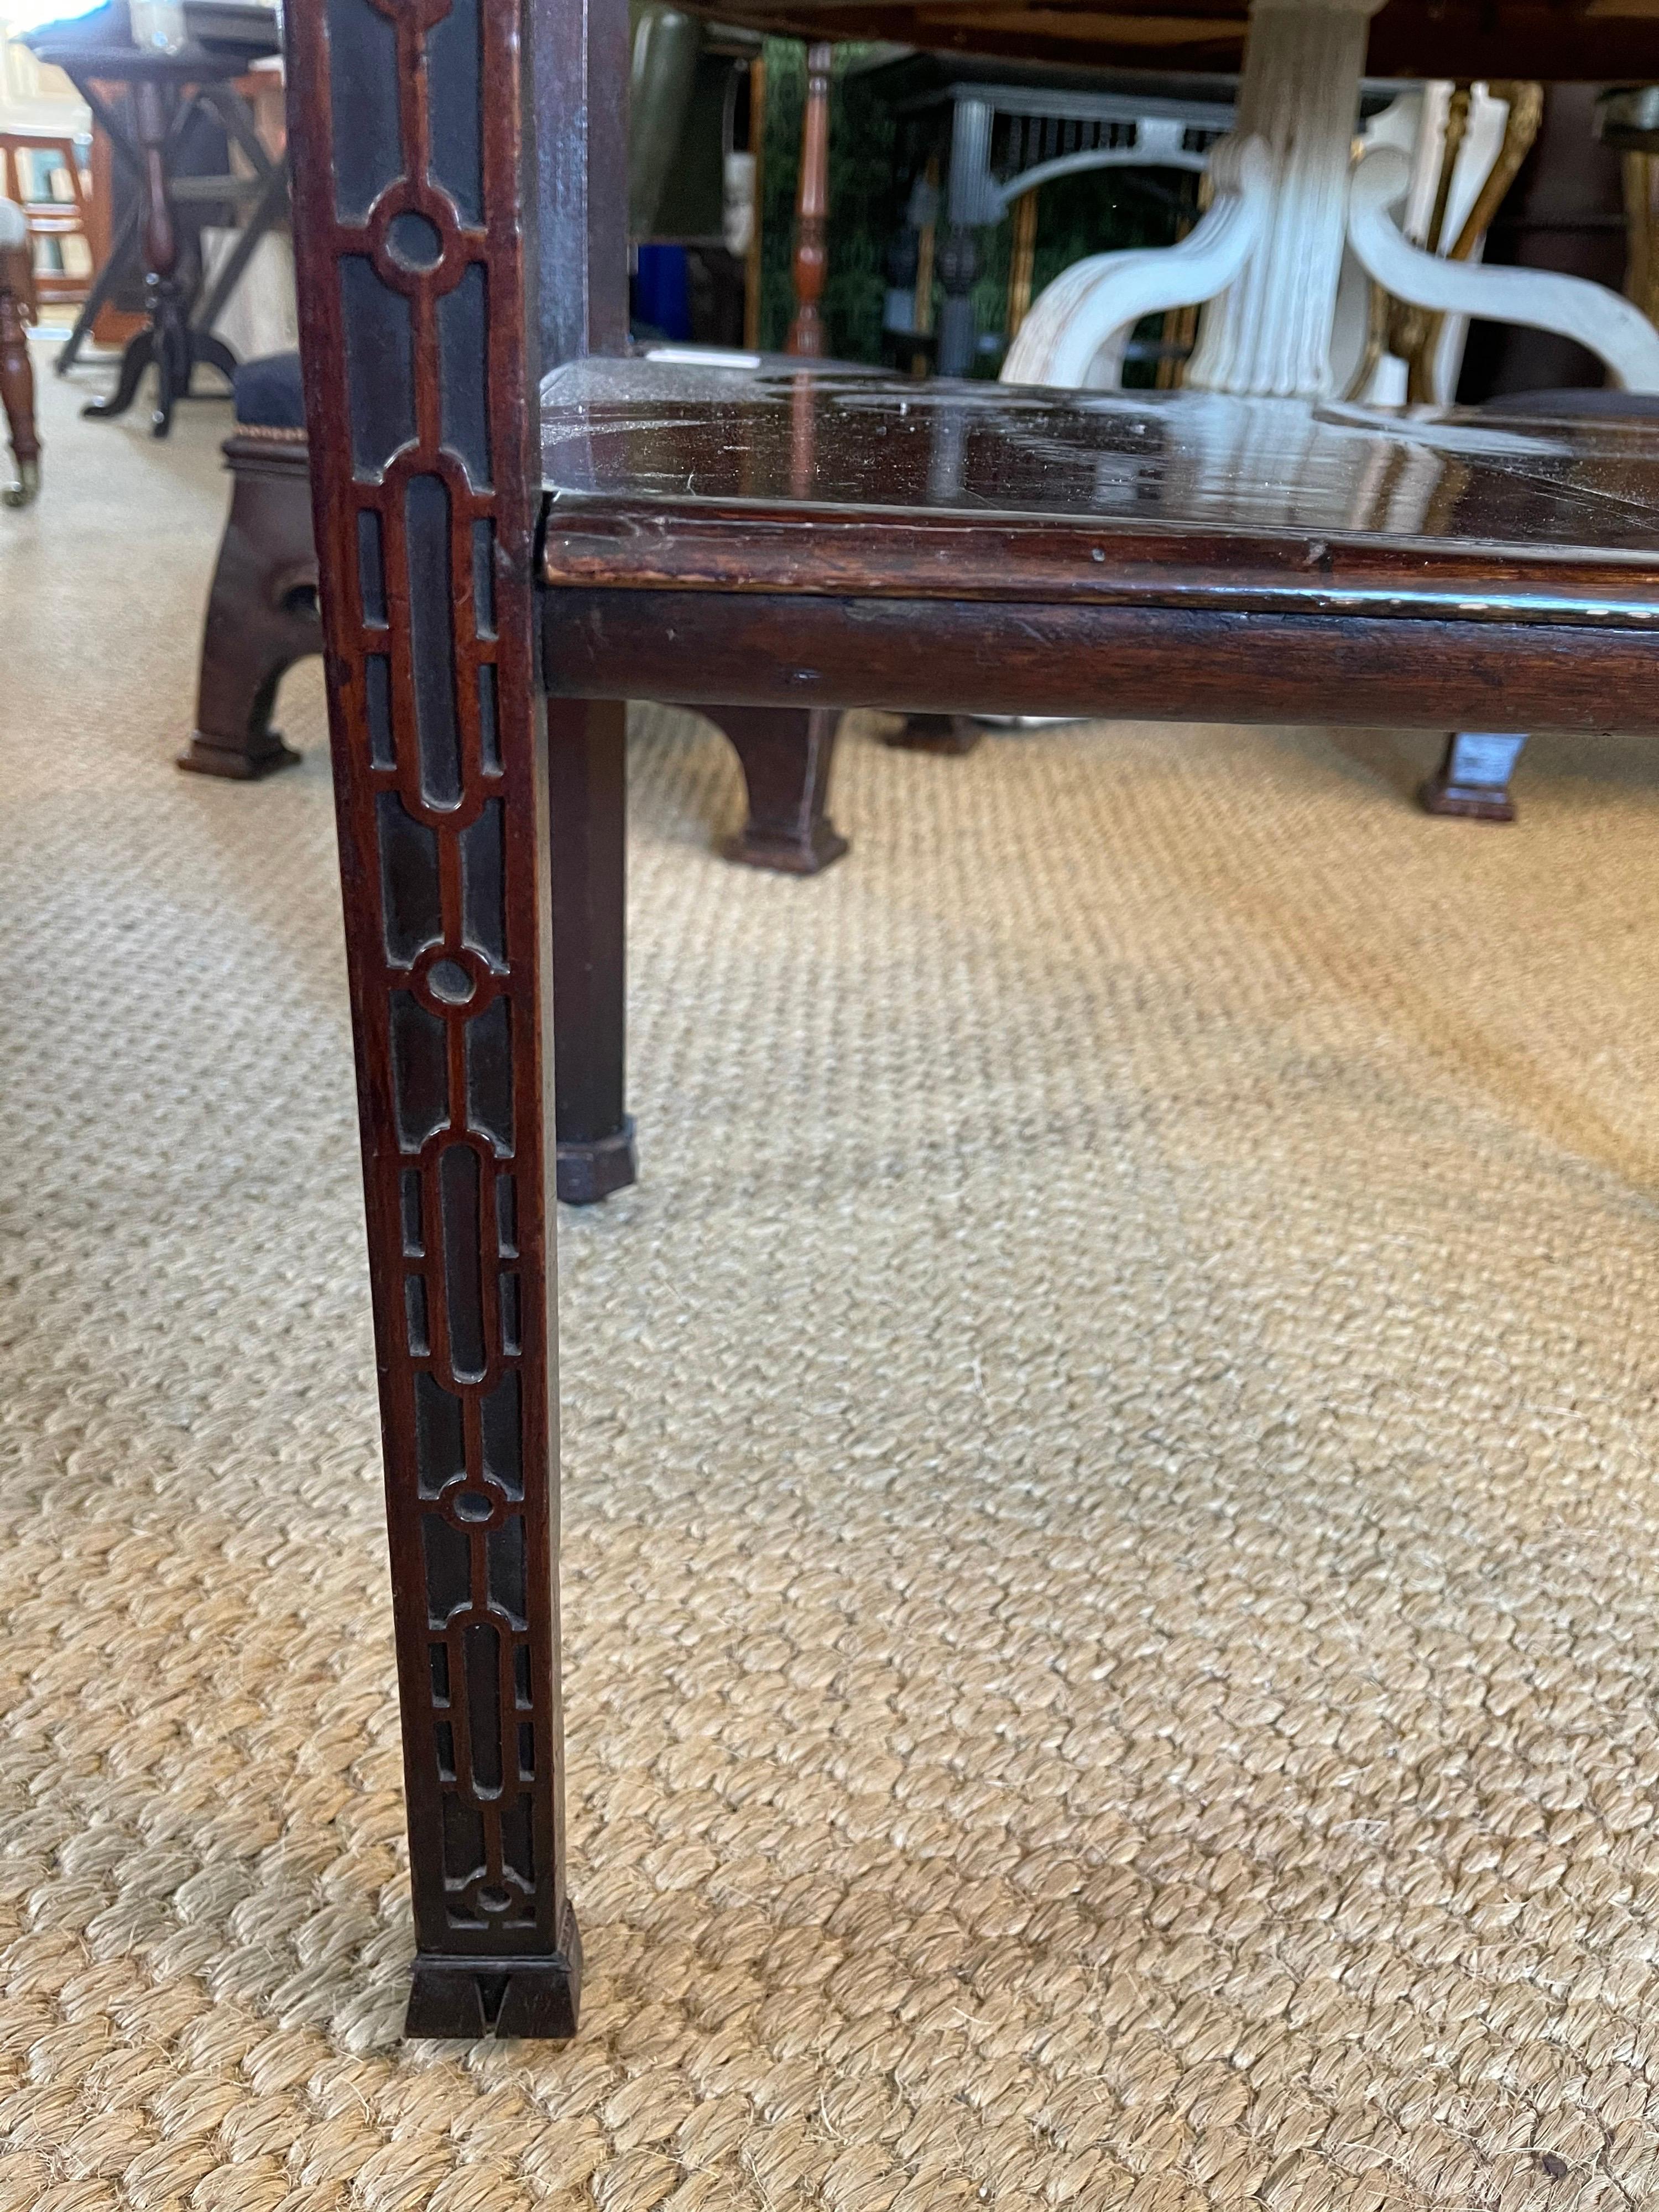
left=181, top=352, right=316, bottom=779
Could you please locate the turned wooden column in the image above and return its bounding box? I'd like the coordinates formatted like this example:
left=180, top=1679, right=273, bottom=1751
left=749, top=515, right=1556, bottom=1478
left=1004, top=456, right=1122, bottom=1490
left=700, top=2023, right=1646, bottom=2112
left=785, top=40, right=831, bottom=356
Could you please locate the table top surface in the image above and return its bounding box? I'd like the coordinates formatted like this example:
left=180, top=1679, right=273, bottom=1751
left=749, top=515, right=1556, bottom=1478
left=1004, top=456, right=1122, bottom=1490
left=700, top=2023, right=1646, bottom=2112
left=539, top=358, right=1659, bottom=629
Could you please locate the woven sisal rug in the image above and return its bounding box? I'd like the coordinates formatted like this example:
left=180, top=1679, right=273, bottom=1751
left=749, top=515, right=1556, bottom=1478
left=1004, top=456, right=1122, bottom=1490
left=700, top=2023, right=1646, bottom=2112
left=4, top=363, right=1659, bottom=2211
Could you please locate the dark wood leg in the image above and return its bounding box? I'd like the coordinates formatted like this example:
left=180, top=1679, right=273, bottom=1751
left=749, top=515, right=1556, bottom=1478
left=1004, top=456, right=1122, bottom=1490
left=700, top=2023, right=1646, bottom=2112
left=885, top=712, right=981, bottom=755
left=82, top=325, right=154, bottom=422
left=191, top=328, right=240, bottom=391
left=0, top=265, right=39, bottom=509
left=286, top=0, right=583, bottom=2036
left=701, top=703, right=849, bottom=873
left=180, top=450, right=316, bottom=778
left=1420, top=730, right=1528, bottom=821
left=550, top=698, right=636, bottom=1206
left=55, top=196, right=140, bottom=377
left=150, top=278, right=189, bottom=435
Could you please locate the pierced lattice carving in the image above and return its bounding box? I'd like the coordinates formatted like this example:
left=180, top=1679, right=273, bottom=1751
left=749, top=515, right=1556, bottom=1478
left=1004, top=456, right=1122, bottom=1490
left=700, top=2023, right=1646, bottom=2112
left=286, top=0, right=577, bottom=2028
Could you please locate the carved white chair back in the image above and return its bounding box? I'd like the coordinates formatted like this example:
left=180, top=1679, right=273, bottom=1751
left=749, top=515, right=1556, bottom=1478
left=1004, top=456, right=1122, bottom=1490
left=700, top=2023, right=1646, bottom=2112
left=1000, top=134, right=1272, bottom=390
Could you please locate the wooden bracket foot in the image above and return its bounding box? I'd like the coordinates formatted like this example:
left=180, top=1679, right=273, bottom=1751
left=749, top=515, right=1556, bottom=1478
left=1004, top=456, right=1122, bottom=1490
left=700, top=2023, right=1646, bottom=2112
left=1420, top=730, right=1527, bottom=821
left=406, top=1907, right=583, bottom=2039
left=556, top=1118, right=638, bottom=1206
left=178, top=731, right=304, bottom=780
left=697, top=703, right=849, bottom=873
left=721, top=821, right=848, bottom=874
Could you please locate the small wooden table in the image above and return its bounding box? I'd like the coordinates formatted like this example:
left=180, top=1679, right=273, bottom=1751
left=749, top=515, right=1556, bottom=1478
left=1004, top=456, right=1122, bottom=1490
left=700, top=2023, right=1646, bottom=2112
left=25, top=4, right=288, bottom=434
left=278, top=0, right=1659, bottom=2040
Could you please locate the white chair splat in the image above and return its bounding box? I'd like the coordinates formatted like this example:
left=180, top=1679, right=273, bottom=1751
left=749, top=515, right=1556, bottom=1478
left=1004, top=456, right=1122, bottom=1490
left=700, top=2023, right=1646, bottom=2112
left=1001, top=134, right=1272, bottom=391
left=1346, top=145, right=1659, bottom=394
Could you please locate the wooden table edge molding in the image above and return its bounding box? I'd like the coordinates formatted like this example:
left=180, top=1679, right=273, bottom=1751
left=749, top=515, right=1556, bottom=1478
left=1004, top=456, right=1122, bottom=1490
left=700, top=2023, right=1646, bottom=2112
left=542, top=502, right=1659, bottom=625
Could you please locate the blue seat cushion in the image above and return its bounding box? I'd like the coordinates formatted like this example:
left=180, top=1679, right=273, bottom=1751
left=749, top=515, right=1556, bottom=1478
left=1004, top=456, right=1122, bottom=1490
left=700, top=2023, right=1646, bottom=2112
left=234, top=351, right=306, bottom=431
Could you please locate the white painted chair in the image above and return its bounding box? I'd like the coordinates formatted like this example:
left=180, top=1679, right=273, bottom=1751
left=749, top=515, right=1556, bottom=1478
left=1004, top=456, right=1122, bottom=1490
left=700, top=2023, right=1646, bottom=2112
left=1346, top=144, right=1659, bottom=394
left=1002, top=134, right=1272, bottom=389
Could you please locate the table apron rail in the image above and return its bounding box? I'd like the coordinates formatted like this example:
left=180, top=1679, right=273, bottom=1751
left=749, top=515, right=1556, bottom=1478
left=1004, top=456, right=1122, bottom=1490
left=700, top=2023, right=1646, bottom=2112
left=541, top=589, right=1659, bottom=734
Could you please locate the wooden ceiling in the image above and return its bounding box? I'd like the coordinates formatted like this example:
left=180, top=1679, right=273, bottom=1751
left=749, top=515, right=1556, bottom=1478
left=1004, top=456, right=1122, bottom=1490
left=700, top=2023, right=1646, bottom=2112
left=685, top=0, right=1659, bottom=82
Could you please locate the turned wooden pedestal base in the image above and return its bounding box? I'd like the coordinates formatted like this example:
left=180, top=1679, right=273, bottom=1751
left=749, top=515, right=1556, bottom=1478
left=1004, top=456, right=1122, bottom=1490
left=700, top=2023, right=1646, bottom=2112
left=86, top=310, right=237, bottom=439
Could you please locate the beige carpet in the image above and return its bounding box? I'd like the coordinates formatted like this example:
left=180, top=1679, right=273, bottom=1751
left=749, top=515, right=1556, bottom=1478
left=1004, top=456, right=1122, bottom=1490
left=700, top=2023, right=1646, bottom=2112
left=6, top=356, right=1659, bottom=2212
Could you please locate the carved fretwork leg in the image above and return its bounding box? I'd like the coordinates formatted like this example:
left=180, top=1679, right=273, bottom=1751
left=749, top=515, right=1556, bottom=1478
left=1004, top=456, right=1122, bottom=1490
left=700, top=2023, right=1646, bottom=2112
left=1420, top=730, right=1528, bottom=821
left=700, top=703, right=849, bottom=874
left=550, top=699, right=637, bottom=1204
left=181, top=445, right=317, bottom=778
left=286, top=0, right=580, bottom=2035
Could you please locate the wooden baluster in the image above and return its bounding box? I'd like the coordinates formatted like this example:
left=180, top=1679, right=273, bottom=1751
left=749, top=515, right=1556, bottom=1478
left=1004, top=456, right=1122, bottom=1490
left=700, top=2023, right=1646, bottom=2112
left=786, top=40, right=831, bottom=356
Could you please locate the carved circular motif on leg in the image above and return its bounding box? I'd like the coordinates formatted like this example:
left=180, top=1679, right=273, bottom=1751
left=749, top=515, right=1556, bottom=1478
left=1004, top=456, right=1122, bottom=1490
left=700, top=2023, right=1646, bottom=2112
left=436, top=1474, right=514, bottom=1532
left=427, top=958, right=476, bottom=1004
left=461, top=1872, right=535, bottom=1925
left=411, top=943, right=497, bottom=1016
left=364, top=179, right=476, bottom=299
left=387, top=210, right=445, bottom=273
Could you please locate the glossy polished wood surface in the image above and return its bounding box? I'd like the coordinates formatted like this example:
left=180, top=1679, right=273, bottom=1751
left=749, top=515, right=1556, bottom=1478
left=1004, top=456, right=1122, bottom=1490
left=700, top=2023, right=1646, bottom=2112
left=541, top=359, right=1659, bottom=628
left=672, top=0, right=1659, bottom=81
